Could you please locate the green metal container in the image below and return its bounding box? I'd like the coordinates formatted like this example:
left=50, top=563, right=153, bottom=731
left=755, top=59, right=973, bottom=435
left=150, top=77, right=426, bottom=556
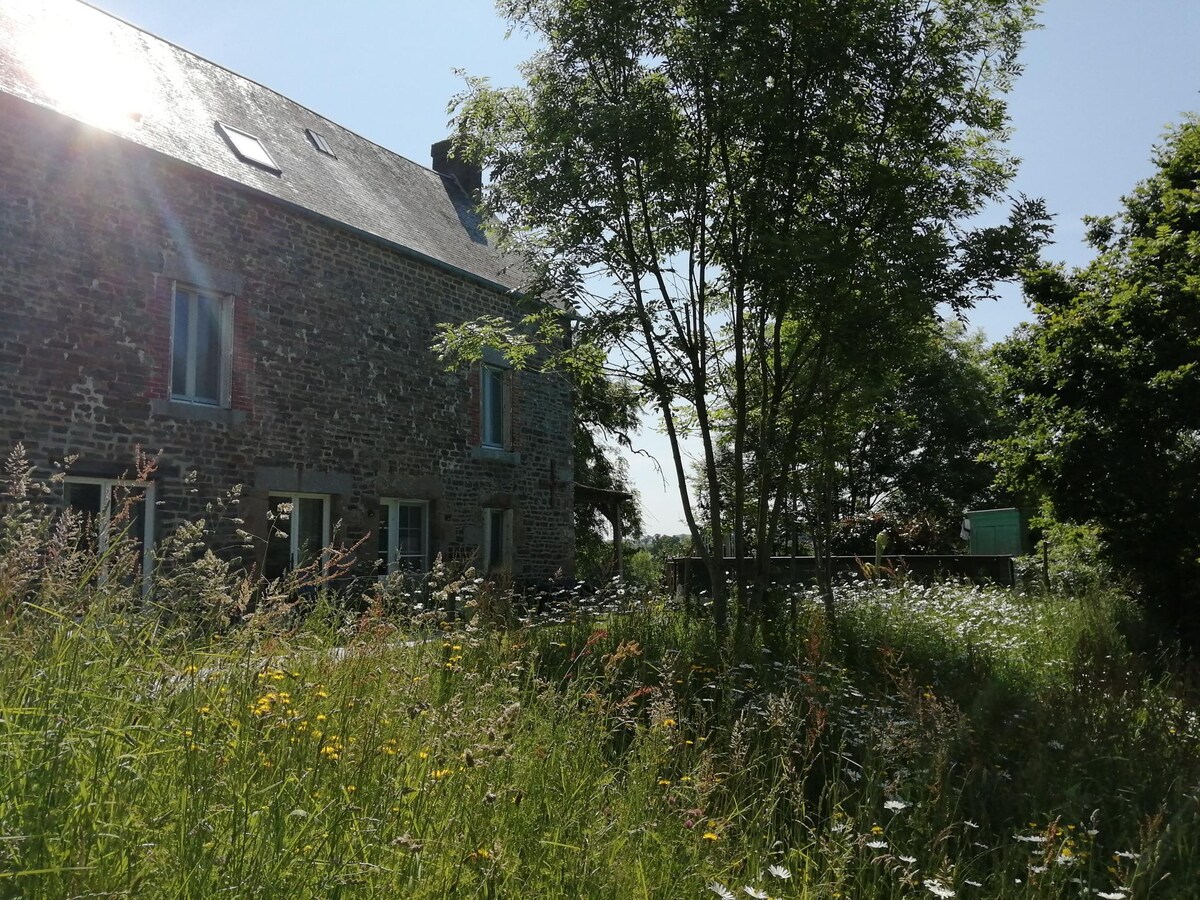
left=965, top=507, right=1034, bottom=556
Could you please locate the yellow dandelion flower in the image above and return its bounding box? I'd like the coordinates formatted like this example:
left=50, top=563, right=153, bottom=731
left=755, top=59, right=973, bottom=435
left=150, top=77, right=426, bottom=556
left=702, top=832, right=720, bottom=842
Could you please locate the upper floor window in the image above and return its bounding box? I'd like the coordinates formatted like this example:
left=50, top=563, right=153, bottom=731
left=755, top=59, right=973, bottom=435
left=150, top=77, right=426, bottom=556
left=216, top=121, right=282, bottom=175
left=377, top=499, right=429, bottom=574
left=481, top=364, right=508, bottom=449
left=305, top=128, right=336, bottom=157
left=171, top=284, right=231, bottom=407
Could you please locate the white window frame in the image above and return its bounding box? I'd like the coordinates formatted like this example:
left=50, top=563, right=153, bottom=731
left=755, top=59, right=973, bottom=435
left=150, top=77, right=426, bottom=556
left=378, top=499, right=430, bottom=575
left=482, top=507, right=511, bottom=574
left=216, top=121, right=282, bottom=174
left=481, top=363, right=509, bottom=449
left=170, top=282, right=233, bottom=407
left=268, top=492, right=332, bottom=571
left=63, top=475, right=156, bottom=589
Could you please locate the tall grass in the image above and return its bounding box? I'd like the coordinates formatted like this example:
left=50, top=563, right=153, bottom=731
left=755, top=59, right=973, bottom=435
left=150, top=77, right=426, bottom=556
left=2, top=447, right=1198, bottom=897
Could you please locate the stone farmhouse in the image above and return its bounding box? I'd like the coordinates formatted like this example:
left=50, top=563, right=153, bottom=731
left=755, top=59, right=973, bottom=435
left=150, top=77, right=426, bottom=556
left=0, top=0, right=575, bottom=584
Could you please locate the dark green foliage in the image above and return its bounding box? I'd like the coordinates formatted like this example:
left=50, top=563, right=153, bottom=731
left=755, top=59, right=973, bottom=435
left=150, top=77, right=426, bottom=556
left=449, top=0, right=1047, bottom=630
left=717, top=323, right=1005, bottom=554
left=994, top=117, right=1200, bottom=638
left=573, top=376, right=642, bottom=582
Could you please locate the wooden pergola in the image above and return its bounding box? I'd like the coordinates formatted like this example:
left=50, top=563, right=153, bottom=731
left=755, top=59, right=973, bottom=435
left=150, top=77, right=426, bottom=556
left=573, top=483, right=634, bottom=577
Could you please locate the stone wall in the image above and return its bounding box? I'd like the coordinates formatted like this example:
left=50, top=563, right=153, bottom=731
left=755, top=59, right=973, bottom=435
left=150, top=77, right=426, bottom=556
left=0, top=95, right=575, bottom=581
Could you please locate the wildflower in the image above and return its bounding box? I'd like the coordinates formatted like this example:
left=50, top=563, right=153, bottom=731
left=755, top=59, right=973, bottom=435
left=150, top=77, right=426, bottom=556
left=708, top=883, right=735, bottom=900
left=767, top=865, right=791, bottom=880
left=744, top=888, right=768, bottom=899
left=884, top=799, right=910, bottom=813
left=1013, top=833, right=1047, bottom=843
left=963, top=880, right=982, bottom=888
left=866, top=839, right=887, bottom=849
left=1097, top=893, right=1127, bottom=900
left=924, top=878, right=956, bottom=899
left=900, top=855, right=917, bottom=864
left=662, top=718, right=678, bottom=728
left=870, top=825, right=884, bottom=835
left=703, top=832, right=720, bottom=842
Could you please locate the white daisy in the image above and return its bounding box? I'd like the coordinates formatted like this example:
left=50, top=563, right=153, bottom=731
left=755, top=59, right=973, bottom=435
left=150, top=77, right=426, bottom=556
left=885, top=799, right=911, bottom=813
left=767, top=865, right=791, bottom=880
left=743, top=888, right=768, bottom=899
left=708, top=883, right=735, bottom=900
left=925, top=877, right=956, bottom=899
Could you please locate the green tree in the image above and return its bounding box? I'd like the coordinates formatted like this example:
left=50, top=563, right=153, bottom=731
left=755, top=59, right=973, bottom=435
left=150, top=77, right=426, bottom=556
left=445, top=0, right=1045, bottom=631
left=994, top=117, right=1200, bottom=638
left=711, top=321, right=1005, bottom=556
left=573, top=376, right=643, bottom=582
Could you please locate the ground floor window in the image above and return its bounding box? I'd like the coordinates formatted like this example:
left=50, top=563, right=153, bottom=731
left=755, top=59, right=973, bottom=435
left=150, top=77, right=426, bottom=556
left=63, top=476, right=155, bottom=586
left=377, top=499, right=429, bottom=574
left=264, top=493, right=330, bottom=580
left=482, top=507, right=511, bottom=574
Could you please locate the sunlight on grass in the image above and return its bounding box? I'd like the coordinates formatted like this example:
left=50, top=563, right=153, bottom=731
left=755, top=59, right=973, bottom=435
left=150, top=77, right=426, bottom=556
left=1, top=446, right=1198, bottom=897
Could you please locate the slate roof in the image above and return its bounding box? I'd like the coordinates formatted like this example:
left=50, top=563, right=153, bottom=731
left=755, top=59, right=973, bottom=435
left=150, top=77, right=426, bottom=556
left=0, top=0, right=524, bottom=293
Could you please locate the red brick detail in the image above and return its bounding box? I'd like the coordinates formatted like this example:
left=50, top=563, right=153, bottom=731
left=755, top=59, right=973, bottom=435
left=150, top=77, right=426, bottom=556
left=144, top=275, right=172, bottom=402
left=229, top=296, right=254, bottom=416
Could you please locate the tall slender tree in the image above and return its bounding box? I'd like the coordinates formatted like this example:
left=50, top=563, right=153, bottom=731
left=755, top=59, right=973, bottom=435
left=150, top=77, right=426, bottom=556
left=444, top=0, right=1047, bottom=630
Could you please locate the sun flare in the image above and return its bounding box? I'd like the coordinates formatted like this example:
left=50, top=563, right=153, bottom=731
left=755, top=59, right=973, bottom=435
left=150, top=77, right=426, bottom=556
left=22, top=18, right=147, bottom=130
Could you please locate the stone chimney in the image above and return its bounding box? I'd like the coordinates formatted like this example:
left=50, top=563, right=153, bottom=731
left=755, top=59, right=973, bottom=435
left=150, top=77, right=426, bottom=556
left=431, top=139, right=482, bottom=200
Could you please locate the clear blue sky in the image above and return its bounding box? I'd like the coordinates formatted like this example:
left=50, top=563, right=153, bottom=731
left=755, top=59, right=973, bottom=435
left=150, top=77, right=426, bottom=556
left=90, top=0, right=1200, bottom=534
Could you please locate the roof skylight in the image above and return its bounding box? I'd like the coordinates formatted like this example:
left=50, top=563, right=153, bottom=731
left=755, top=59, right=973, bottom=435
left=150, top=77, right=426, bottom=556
left=306, top=128, right=335, bottom=157
left=216, top=122, right=281, bottom=174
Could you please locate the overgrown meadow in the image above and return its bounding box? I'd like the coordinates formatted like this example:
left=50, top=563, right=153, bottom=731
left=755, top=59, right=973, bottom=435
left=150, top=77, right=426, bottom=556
left=2, top=455, right=1199, bottom=897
